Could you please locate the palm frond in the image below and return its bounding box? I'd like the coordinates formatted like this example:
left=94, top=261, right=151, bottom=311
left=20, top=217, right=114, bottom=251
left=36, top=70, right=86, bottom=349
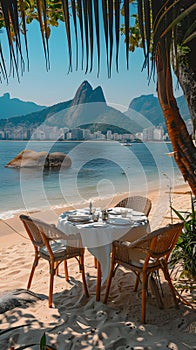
left=108, top=0, right=114, bottom=77
left=36, top=0, right=50, bottom=71
left=102, top=0, right=109, bottom=76
left=61, top=0, right=72, bottom=72
left=114, top=0, right=120, bottom=72
left=160, top=3, right=196, bottom=39
left=87, top=0, right=94, bottom=72
left=124, top=0, right=130, bottom=69
left=82, top=0, right=89, bottom=73
left=93, top=0, right=100, bottom=76
left=0, top=0, right=195, bottom=80
left=77, top=0, right=84, bottom=70
left=71, top=0, right=78, bottom=70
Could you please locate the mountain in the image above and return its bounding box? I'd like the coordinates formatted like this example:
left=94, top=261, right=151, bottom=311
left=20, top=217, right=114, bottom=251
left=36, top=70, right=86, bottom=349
left=0, top=81, right=139, bottom=134
left=0, top=93, right=46, bottom=119
left=1, top=83, right=190, bottom=134
left=127, top=94, right=190, bottom=128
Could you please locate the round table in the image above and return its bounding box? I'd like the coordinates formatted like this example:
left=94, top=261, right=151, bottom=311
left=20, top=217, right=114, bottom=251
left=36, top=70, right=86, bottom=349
left=57, top=207, right=150, bottom=300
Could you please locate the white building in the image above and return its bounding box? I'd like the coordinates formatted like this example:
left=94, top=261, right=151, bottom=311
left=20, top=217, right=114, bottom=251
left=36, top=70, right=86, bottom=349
left=153, top=127, right=164, bottom=140
left=106, top=130, right=113, bottom=140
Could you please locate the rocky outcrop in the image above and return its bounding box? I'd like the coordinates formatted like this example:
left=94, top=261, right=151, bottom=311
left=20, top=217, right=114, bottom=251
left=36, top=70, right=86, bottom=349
left=5, top=149, right=71, bottom=169
left=71, top=80, right=106, bottom=107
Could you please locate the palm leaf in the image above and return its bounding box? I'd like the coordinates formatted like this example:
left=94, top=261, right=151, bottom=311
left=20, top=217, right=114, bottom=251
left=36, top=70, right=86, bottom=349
left=0, top=41, right=8, bottom=82
left=36, top=0, right=50, bottom=71
left=61, top=0, right=72, bottom=72
left=77, top=0, right=84, bottom=70
left=183, top=20, right=196, bottom=42
left=82, top=0, right=89, bottom=73
left=102, top=0, right=109, bottom=76
left=160, top=3, right=196, bottom=39
left=143, top=0, right=151, bottom=75
left=170, top=206, right=185, bottom=221
left=182, top=31, right=196, bottom=45
left=0, top=0, right=21, bottom=79
left=114, top=0, right=120, bottom=72
left=124, top=0, right=129, bottom=69
left=19, top=0, right=29, bottom=71
left=87, top=0, right=93, bottom=72
left=0, top=0, right=195, bottom=80
left=93, top=0, right=100, bottom=76
left=108, top=0, right=114, bottom=77
left=137, top=0, right=147, bottom=69
left=71, top=0, right=78, bottom=70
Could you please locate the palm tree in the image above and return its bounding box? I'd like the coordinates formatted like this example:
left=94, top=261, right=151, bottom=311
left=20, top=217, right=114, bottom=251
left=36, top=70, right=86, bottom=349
left=0, top=0, right=196, bottom=194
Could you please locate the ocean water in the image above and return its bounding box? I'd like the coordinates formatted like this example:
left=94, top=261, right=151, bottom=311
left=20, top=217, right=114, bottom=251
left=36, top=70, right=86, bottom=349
left=0, top=140, right=182, bottom=219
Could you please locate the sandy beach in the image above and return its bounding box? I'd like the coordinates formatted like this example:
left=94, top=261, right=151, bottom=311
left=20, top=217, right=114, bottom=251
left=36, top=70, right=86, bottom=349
left=0, top=183, right=195, bottom=350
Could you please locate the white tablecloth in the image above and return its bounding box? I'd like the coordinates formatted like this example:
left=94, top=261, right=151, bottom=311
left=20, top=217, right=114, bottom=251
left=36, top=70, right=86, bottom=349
left=57, top=207, right=150, bottom=281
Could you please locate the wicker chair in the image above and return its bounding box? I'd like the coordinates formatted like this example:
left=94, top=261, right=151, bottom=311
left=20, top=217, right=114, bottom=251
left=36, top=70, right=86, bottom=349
left=103, top=222, right=184, bottom=323
left=20, top=214, right=89, bottom=307
left=115, top=196, right=152, bottom=217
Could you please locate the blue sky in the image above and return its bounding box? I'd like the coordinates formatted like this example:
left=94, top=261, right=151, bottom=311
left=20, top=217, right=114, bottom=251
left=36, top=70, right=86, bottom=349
left=0, top=20, right=181, bottom=111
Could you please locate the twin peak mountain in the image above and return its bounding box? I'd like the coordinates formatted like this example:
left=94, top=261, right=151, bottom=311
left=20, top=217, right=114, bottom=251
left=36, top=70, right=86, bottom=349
left=0, top=81, right=189, bottom=132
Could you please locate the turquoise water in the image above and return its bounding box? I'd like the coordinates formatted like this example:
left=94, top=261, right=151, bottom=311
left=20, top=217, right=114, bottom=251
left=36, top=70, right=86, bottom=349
left=0, top=140, right=182, bottom=219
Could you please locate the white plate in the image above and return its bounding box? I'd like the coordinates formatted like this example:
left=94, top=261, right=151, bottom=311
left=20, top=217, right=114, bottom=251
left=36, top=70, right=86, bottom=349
left=92, top=222, right=108, bottom=227
left=132, top=211, right=145, bottom=216
left=132, top=216, right=146, bottom=222
left=107, top=218, right=132, bottom=226
left=107, top=207, right=122, bottom=215
left=67, top=214, right=91, bottom=222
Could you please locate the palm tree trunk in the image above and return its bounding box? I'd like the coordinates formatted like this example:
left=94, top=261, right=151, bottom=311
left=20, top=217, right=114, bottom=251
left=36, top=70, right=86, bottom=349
left=156, top=44, right=196, bottom=195
left=176, top=43, right=196, bottom=139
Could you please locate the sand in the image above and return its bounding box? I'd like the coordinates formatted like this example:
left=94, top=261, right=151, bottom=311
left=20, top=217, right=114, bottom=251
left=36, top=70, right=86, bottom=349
left=0, top=183, right=195, bottom=350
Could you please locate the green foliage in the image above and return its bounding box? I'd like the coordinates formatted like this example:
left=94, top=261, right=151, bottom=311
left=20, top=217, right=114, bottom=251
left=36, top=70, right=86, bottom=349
left=177, top=45, right=191, bottom=66
left=40, top=332, right=56, bottom=350
left=80, top=122, right=133, bottom=135
left=170, top=198, right=196, bottom=281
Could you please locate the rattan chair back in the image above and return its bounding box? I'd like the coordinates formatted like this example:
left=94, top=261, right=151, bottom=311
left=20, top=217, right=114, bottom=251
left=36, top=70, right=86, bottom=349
left=20, top=214, right=89, bottom=306
left=115, top=196, right=152, bottom=217
left=104, top=222, right=184, bottom=323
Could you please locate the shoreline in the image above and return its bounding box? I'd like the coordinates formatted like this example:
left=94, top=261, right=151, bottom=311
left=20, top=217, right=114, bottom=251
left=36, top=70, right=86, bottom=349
left=0, top=181, right=191, bottom=248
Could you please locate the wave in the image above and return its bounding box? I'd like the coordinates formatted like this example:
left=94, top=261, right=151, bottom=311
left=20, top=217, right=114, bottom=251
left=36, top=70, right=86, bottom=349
left=0, top=191, right=130, bottom=220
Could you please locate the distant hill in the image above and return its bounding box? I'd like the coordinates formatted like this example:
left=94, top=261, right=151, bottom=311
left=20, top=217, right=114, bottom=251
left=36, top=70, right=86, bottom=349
left=0, top=93, right=46, bottom=119
left=127, top=94, right=190, bottom=128
left=0, top=81, right=142, bottom=134
left=0, top=84, right=191, bottom=135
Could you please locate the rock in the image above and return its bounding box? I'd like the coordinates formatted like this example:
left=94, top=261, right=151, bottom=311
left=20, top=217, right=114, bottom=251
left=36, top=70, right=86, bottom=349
left=5, top=149, right=71, bottom=169
left=71, top=80, right=106, bottom=107
left=45, top=151, right=72, bottom=168
left=0, top=289, right=40, bottom=313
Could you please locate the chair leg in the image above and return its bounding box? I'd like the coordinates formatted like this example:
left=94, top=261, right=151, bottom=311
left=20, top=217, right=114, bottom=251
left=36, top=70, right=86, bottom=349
left=133, top=273, right=140, bottom=292
left=141, top=271, right=148, bottom=324
left=55, top=262, right=59, bottom=276
left=96, top=262, right=102, bottom=301
left=94, top=257, right=98, bottom=268
left=49, top=261, right=55, bottom=308
left=80, top=255, right=89, bottom=297
left=103, top=259, right=115, bottom=304
left=27, top=255, right=39, bottom=290
left=64, top=260, right=69, bottom=281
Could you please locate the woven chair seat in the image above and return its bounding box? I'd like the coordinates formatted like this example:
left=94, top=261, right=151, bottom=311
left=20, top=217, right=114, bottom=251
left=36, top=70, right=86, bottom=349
left=39, top=240, right=83, bottom=261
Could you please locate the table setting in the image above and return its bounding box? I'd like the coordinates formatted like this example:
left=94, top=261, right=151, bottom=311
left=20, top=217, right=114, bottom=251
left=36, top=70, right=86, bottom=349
left=57, top=204, right=150, bottom=284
